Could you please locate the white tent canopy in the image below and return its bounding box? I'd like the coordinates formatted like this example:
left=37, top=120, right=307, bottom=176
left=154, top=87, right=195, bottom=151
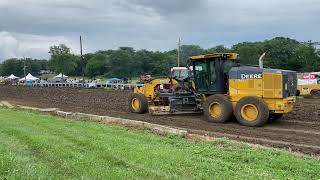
left=6, top=74, right=19, bottom=80
left=19, top=73, right=39, bottom=81
left=54, top=73, right=68, bottom=79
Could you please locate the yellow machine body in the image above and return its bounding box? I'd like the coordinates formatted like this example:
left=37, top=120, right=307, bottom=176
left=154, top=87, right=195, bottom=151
left=134, top=78, right=197, bottom=115
left=134, top=78, right=177, bottom=101
left=130, top=53, right=297, bottom=126
left=297, top=84, right=320, bottom=96
left=135, top=72, right=295, bottom=114
left=228, top=72, right=295, bottom=113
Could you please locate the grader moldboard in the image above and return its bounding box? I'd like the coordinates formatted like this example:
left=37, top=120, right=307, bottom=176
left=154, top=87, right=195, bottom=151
left=129, top=53, right=297, bottom=127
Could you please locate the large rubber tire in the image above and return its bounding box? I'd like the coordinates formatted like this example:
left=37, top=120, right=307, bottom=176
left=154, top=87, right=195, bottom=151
left=269, top=113, right=283, bottom=121
left=128, top=93, right=148, bottom=114
left=310, top=90, right=320, bottom=97
left=235, top=96, right=269, bottom=127
left=203, top=95, right=233, bottom=123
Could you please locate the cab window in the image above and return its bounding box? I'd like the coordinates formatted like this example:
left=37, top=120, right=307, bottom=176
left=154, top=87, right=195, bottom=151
left=194, top=63, right=207, bottom=91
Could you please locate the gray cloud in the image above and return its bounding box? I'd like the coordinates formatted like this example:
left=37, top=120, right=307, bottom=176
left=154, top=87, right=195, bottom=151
left=0, top=0, right=319, bottom=61
left=0, top=31, right=78, bottom=60
left=128, top=0, right=202, bottom=15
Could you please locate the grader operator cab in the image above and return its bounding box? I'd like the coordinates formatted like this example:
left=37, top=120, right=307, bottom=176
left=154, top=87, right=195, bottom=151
left=129, top=53, right=297, bottom=127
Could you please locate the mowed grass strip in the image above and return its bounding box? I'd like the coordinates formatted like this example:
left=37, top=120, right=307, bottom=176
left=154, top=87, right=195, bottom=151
left=0, top=108, right=319, bottom=179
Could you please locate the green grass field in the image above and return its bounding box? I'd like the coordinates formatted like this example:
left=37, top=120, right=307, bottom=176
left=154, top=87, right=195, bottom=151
left=0, top=108, right=319, bottom=179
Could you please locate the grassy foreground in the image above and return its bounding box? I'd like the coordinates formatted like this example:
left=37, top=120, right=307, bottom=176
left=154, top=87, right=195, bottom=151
left=0, top=108, right=319, bottom=179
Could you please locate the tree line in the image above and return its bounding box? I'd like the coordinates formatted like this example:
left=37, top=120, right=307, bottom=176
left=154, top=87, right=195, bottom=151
left=0, top=37, right=319, bottom=78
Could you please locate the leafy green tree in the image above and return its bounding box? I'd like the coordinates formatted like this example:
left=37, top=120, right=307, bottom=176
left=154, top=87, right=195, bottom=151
left=131, top=50, right=153, bottom=76
left=232, top=41, right=264, bottom=66
left=231, top=37, right=320, bottom=72
left=261, top=37, right=318, bottom=71
left=207, top=45, right=230, bottom=54
left=143, top=49, right=178, bottom=76
left=49, top=44, right=77, bottom=75
left=0, top=58, right=24, bottom=76
left=105, top=47, right=135, bottom=78
left=25, top=58, right=41, bottom=76
left=38, top=60, right=49, bottom=71
left=180, top=45, right=205, bottom=66
left=85, top=52, right=108, bottom=78
left=0, top=58, right=46, bottom=77
left=1, top=37, right=319, bottom=79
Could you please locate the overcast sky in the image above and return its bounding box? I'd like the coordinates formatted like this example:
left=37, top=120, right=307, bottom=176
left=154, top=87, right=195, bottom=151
left=0, top=0, right=319, bottom=61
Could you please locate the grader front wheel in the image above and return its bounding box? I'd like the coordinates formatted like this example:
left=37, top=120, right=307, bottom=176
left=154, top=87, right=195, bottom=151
left=235, top=96, right=269, bottom=127
left=128, top=93, right=148, bottom=114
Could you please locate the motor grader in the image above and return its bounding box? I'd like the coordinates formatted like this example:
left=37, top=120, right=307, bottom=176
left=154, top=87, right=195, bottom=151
left=129, top=53, right=297, bottom=127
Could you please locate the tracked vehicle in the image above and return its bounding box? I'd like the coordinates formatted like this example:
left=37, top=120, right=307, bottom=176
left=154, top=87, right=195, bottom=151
left=129, top=53, right=297, bottom=127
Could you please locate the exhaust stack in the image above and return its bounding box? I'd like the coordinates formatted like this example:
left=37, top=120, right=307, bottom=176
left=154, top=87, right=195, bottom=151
left=259, top=52, right=266, bottom=68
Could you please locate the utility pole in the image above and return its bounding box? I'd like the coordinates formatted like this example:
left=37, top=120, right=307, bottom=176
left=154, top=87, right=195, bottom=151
left=23, top=58, right=27, bottom=84
left=80, top=36, right=85, bottom=87
left=177, top=37, right=181, bottom=67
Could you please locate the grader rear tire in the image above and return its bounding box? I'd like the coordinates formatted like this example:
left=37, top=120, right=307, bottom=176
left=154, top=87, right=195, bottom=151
left=128, top=93, right=148, bottom=114
left=235, top=96, right=269, bottom=127
left=204, top=95, right=233, bottom=123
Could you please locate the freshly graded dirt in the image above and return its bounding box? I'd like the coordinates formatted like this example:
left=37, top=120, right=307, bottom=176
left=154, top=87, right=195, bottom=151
left=0, top=85, right=319, bottom=155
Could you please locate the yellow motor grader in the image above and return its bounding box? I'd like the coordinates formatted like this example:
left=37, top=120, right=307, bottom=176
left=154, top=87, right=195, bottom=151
left=129, top=53, right=297, bottom=127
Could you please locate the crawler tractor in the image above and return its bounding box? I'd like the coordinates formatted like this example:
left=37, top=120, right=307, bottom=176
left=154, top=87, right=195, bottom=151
left=129, top=53, right=297, bottom=127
